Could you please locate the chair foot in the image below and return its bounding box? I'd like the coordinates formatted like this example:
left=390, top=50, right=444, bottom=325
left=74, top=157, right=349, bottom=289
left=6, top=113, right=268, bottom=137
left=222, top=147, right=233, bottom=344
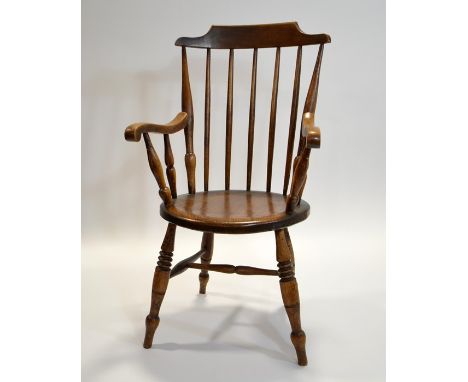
left=275, top=229, right=308, bottom=366
left=198, top=233, right=214, bottom=294
left=143, top=223, right=176, bottom=348
left=291, top=330, right=308, bottom=366
left=199, top=274, right=209, bottom=294
left=143, top=315, right=160, bottom=348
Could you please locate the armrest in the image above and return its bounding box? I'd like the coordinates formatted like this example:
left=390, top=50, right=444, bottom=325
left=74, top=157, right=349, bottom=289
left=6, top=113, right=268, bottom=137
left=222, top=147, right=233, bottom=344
left=302, top=112, right=321, bottom=149
left=124, top=112, right=188, bottom=142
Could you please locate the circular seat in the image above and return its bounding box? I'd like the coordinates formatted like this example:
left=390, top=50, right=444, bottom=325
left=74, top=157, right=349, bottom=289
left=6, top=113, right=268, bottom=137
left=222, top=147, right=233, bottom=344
left=160, top=190, right=310, bottom=234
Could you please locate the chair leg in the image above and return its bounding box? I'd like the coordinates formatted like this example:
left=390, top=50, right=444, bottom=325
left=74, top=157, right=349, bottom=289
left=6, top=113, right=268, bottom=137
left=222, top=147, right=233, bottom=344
left=275, top=228, right=308, bottom=366
left=198, top=232, right=214, bottom=294
left=143, top=223, right=176, bottom=349
left=284, top=228, right=296, bottom=272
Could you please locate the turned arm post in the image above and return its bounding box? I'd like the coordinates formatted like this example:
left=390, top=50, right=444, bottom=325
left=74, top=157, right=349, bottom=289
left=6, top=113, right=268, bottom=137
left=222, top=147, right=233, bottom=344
left=143, top=133, right=173, bottom=206
left=181, top=47, right=196, bottom=194
left=163, top=134, right=177, bottom=198
left=287, top=113, right=321, bottom=212
left=287, top=43, right=325, bottom=213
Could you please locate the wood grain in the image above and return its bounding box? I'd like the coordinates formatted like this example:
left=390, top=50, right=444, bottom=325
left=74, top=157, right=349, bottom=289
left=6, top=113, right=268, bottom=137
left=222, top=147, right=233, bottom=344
left=160, top=190, right=309, bottom=234
left=175, top=22, right=330, bottom=49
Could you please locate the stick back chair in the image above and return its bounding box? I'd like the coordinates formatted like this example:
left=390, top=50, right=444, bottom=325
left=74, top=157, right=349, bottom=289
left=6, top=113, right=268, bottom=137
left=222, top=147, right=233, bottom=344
left=124, top=22, right=331, bottom=366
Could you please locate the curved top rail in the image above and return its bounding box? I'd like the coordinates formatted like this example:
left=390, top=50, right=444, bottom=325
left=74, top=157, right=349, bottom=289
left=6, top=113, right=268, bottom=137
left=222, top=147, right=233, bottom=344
left=175, top=22, right=331, bottom=49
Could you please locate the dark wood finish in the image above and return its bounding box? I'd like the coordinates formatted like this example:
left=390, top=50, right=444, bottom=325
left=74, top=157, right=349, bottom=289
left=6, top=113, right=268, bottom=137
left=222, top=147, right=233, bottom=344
left=287, top=44, right=324, bottom=210
left=175, top=22, right=330, bottom=49
left=287, top=146, right=310, bottom=213
left=143, top=223, right=176, bottom=349
left=276, top=229, right=307, bottom=366
left=170, top=249, right=206, bottom=278
left=283, top=46, right=302, bottom=195
left=246, top=48, right=258, bottom=191
left=266, top=47, right=281, bottom=192
left=182, top=47, right=196, bottom=194
left=143, top=133, right=172, bottom=206
left=163, top=134, right=177, bottom=198
left=204, top=49, right=211, bottom=191
left=125, top=22, right=330, bottom=367
left=125, top=112, right=188, bottom=142
left=188, top=263, right=278, bottom=276
left=225, top=49, right=234, bottom=190
left=160, top=190, right=309, bottom=234
left=171, top=258, right=278, bottom=277
left=198, top=232, right=214, bottom=294
left=301, top=112, right=321, bottom=149
left=284, top=228, right=296, bottom=272
left=303, top=44, right=324, bottom=115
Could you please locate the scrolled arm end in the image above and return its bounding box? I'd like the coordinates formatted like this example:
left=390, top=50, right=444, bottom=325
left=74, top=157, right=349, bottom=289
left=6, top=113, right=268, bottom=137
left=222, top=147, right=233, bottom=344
left=124, top=123, right=145, bottom=142
left=124, top=112, right=188, bottom=142
left=302, top=112, right=321, bottom=149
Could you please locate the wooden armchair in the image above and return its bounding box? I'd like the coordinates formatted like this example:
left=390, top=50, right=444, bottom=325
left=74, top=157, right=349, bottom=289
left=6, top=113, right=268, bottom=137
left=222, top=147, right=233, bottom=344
left=125, top=22, right=331, bottom=366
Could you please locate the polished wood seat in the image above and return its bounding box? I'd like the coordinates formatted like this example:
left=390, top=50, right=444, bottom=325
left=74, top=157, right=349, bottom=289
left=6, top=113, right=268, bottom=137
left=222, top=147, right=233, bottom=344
left=161, top=190, right=310, bottom=234
left=124, top=22, right=330, bottom=367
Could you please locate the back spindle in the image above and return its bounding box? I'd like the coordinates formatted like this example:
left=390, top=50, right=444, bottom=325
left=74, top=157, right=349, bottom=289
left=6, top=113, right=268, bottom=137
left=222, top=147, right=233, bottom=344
left=225, top=49, right=234, bottom=190
left=246, top=48, right=258, bottom=191
left=266, top=47, right=281, bottom=192
left=204, top=48, right=211, bottom=191
left=283, top=46, right=302, bottom=195
left=304, top=44, right=324, bottom=116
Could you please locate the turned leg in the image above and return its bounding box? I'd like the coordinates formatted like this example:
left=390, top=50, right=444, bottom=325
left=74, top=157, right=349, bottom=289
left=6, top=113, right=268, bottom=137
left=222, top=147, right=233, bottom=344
left=275, top=228, right=308, bottom=366
left=143, top=223, right=176, bottom=349
left=284, top=228, right=296, bottom=272
left=198, top=232, right=214, bottom=294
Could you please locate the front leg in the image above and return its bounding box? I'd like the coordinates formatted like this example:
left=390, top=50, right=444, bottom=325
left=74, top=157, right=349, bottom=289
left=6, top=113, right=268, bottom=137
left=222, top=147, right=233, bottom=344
left=275, top=228, right=308, bottom=366
left=143, top=223, right=176, bottom=349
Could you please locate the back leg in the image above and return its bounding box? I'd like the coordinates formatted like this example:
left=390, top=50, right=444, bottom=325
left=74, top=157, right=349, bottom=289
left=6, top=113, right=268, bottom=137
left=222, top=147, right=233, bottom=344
left=275, top=228, right=308, bottom=366
left=198, top=232, right=214, bottom=294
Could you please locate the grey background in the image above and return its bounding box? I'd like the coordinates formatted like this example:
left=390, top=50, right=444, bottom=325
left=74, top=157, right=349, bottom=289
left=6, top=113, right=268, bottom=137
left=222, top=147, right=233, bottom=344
left=82, top=0, right=385, bottom=381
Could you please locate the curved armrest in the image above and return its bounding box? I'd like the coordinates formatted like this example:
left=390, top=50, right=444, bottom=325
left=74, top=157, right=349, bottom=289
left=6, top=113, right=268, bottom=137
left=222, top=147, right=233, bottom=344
left=302, top=112, right=321, bottom=149
left=124, top=112, right=188, bottom=142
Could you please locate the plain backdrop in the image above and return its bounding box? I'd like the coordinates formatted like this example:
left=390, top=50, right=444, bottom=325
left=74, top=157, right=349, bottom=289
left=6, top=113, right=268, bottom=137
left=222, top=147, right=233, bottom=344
left=82, top=0, right=385, bottom=381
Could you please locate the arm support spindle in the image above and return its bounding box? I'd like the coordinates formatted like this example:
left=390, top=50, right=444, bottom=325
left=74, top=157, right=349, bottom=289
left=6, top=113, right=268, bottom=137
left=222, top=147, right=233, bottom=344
left=286, top=113, right=321, bottom=212
left=124, top=112, right=187, bottom=206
